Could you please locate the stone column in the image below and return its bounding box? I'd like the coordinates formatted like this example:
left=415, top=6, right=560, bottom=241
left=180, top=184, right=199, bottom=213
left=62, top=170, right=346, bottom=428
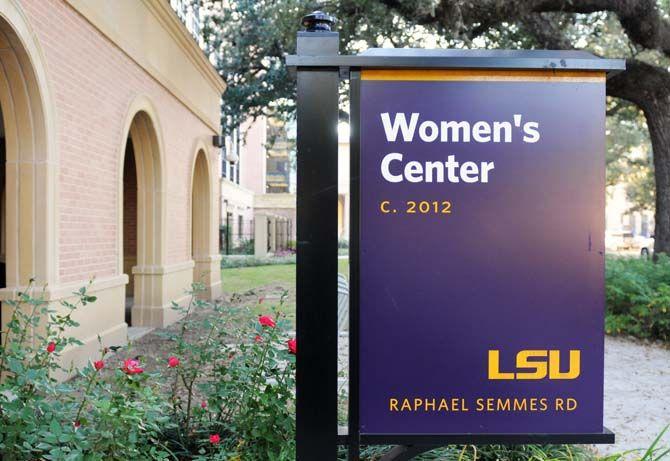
left=269, top=216, right=278, bottom=253
left=254, top=212, right=269, bottom=257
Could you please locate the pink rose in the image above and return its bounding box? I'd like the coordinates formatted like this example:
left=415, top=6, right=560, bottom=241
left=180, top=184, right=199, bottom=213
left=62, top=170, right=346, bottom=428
left=121, top=358, right=144, bottom=375
left=209, top=433, right=220, bottom=445
left=46, top=342, right=56, bottom=353
left=94, top=360, right=105, bottom=371
left=167, top=356, right=180, bottom=368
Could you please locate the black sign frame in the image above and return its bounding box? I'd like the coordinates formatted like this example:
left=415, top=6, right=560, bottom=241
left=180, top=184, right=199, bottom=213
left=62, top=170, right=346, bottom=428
left=288, top=20, right=624, bottom=461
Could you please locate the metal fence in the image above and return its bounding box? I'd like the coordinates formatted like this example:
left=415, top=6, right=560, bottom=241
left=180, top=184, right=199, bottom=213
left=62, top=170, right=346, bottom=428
left=220, top=215, right=255, bottom=255
left=273, top=219, right=293, bottom=253
left=220, top=215, right=295, bottom=256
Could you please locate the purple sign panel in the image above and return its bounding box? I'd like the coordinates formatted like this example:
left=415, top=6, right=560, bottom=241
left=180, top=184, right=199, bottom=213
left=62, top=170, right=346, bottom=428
left=359, top=70, right=605, bottom=434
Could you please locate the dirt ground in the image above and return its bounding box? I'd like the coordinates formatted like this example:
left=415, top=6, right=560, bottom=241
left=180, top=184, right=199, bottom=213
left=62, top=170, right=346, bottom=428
left=90, top=297, right=240, bottom=399
left=90, top=285, right=291, bottom=397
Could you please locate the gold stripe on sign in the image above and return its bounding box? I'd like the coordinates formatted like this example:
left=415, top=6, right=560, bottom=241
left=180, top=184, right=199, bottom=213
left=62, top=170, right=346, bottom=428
left=361, top=69, right=606, bottom=82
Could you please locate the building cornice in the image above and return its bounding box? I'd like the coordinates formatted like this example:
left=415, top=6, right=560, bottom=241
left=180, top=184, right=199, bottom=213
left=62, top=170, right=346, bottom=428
left=64, top=0, right=225, bottom=132
left=142, top=0, right=226, bottom=94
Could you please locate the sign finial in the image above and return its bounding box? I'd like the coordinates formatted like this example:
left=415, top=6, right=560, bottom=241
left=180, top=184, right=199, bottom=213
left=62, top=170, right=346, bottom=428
left=301, top=10, right=336, bottom=32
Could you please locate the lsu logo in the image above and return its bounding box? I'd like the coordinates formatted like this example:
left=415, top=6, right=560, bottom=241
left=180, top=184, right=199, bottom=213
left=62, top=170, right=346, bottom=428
left=488, top=350, right=581, bottom=380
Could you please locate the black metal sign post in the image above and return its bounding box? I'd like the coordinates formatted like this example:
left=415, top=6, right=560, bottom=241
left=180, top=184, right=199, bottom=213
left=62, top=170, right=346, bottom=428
left=290, top=11, right=624, bottom=461
left=295, top=12, right=340, bottom=461
left=348, top=68, right=362, bottom=461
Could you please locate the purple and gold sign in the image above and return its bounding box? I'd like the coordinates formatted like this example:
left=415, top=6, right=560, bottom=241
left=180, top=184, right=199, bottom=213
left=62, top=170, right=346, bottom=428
left=359, top=69, right=606, bottom=434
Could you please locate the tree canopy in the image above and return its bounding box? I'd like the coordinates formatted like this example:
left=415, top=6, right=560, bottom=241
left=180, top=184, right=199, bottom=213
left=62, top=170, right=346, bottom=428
left=201, top=0, right=665, bottom=250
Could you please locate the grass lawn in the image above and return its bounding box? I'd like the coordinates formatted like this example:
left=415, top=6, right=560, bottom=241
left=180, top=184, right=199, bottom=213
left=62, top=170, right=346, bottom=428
left=221, top=264, right=296, bottom=293
left=221, top=259, right=350, bottom=326
left=338, top=258, right=349, bottom=277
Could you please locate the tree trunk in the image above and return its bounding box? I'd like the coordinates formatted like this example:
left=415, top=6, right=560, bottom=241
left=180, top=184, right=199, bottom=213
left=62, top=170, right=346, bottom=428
left=644, top=99, right=670, bottom=255
left=607, top=60, right=670, bottom=255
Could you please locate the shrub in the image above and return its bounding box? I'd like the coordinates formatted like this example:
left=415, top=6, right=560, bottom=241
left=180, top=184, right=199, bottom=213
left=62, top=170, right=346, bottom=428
left=220, top=254, right=296, bottom=269
left=0, top=281, right=296, bottom=460
left=161, top=285, right=296, bottom=460
left=606, top=255, right=670, bottom=341
left=231, top=238, right=254, bottom=255
left=339, top=443, right=594, bottom=460
left=12, top=274, right=668, bottom=460
left=0, top=282, right=172, bottom=460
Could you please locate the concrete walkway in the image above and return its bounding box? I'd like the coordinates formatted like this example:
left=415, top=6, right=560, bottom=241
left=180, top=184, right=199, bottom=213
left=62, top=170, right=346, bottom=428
left=599, top=336, right=670, bottom=457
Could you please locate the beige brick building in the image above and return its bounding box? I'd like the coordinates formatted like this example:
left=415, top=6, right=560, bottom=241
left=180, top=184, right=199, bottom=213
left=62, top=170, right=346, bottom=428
left=224, top=116, right=358, bottom=253
left=224, top=116, right=297, bottom=250
left=0, top=0, right=224, bottom=371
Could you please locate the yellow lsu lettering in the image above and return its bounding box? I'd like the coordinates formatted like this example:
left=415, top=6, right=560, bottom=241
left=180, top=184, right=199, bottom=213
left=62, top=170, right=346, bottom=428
left=488, top=350, right=581, bottom=380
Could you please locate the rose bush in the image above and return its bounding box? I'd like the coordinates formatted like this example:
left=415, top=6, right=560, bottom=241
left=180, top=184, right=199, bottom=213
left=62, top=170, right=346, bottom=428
left=163, top=286, right=296, bottom=460
left=0, top=282, right=296, bottom=460
left=0, top=282, right=172, bottom=460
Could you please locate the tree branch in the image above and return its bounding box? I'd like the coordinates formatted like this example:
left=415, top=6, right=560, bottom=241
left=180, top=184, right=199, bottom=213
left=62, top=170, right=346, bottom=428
left=531, top=0, right=670, bottom=56
left=515, top=11, right=670, bottom=108
left=607, top=59, right=670, bottom=109
left=519, top=13, right=573, bottom=49
left=380, top=0, right=670, bottom=57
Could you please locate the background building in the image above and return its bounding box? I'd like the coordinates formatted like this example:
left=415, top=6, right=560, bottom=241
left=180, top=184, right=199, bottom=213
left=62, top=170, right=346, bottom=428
left=221, top=117, right=354, bottom=253
left=220, top=121, right=257, bottom=254
left=338, top=123, right=351, bottom=242
left=265, top=118, right=294, bottom=194
left=0, top=0, right=224, bottom=374
left=606, top=183, right=655, bottom=253
left=220, top=116, right=296, bottom=254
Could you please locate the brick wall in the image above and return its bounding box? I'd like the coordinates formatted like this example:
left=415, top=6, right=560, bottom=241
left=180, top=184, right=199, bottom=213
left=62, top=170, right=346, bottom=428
left=20, top=0, right=216, bottom=283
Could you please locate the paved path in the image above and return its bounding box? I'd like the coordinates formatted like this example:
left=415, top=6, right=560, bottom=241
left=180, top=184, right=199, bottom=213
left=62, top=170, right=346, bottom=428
left=600, top=336, right=670, bottom=457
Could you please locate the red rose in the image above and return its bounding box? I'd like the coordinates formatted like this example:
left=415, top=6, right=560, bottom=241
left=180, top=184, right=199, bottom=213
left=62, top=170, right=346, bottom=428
left=73, top=420, right=81, bottom=430
left=254, top=334, right=263, bottom=343
left=209, top=434, right=220, bottom=445
left=258, top=315, right=276, bottom=328
left=167, top=356, right=180, bottom=368
left=94, top=360, right=105, bottom=371
left=287, top=338, right=297, bottom=355
left=46, top=342, right=56, bottom=353
left=121, top=358, right=144, bottom=375
left=201, top=400, right=207, bottom=409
